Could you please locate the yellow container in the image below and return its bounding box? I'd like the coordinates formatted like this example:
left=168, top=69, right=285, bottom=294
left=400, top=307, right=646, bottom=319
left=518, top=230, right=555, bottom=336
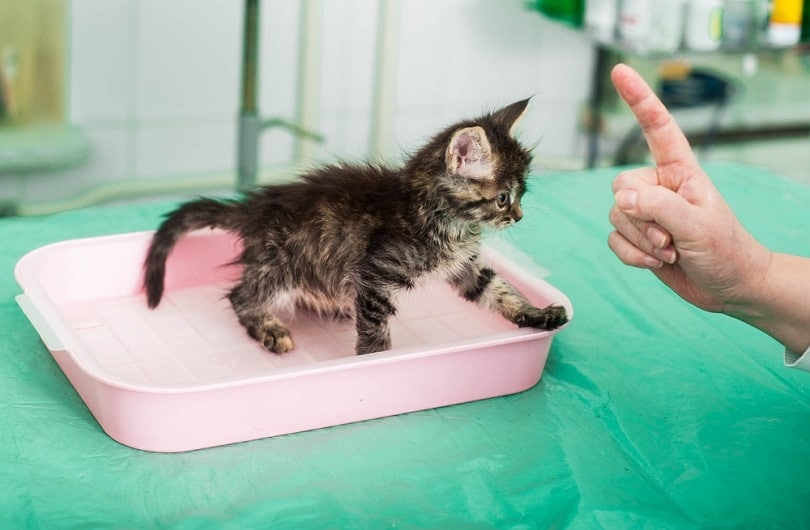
left=768, top=0, right=804, bottom=45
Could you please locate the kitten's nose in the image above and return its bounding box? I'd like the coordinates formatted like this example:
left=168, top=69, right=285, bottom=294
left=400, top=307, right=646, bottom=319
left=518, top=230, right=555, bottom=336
left=511, top=203, right=523, bottom=222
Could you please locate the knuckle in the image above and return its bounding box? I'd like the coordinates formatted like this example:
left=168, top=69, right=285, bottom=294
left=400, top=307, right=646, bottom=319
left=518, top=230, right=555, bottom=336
left=613, top=166, right=654, bottom=192
left=633, top=231, right=651, bottom=253
left=608, top=205, right=622, bottom=227
left=612, top=171, right=633, bottom=192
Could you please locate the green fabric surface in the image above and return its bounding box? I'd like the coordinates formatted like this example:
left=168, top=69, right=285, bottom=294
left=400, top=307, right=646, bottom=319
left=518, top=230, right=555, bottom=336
left=2, top=163, right=809, bottom=529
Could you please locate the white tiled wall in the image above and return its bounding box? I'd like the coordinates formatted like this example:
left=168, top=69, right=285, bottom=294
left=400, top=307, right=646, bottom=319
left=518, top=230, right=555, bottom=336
left=4, top=0, right=595, bottom=205
left=70, top=0, right=133, bottom=124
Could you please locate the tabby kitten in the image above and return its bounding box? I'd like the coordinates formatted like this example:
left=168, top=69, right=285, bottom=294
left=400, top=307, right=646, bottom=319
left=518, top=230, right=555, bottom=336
left=143, top=98, right=567, bottom=355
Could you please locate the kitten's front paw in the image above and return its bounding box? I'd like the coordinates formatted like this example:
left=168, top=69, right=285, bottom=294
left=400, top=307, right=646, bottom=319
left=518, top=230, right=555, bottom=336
left=515, top=305, right=568, bottom=330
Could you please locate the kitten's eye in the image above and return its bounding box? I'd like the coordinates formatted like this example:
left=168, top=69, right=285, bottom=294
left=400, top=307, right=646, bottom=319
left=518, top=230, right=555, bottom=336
left=495, top=192, right=510, bottom=208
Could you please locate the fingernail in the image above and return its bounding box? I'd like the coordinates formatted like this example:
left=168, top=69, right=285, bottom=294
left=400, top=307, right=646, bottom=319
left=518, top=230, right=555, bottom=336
left=615, top=190, right=638, bottom=210
left=646, top=227, right=667, bottom=249
left=654, top=247, right=678, bottom=264
left=643, top=255, right=663, bottom=269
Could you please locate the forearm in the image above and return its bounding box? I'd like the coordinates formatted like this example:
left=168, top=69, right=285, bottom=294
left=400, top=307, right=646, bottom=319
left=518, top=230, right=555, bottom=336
left=726, top=252, right=810, bottom=354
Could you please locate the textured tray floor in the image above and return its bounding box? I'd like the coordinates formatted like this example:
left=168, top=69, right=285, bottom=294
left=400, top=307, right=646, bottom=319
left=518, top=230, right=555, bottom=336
left=61, top=279, right=515, bottom=387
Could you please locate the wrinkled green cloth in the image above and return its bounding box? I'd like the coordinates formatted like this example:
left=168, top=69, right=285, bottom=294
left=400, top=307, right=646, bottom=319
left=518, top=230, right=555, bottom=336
left=2, top=163, right=809, bottom=529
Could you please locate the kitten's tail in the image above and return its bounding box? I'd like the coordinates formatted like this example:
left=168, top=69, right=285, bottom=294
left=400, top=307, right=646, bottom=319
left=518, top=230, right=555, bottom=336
left=143, top=197, right=240, bottom=308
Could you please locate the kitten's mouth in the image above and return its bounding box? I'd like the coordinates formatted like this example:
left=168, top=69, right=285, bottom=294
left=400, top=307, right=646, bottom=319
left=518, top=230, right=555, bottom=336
left=489, top=221, right=513, bottom=231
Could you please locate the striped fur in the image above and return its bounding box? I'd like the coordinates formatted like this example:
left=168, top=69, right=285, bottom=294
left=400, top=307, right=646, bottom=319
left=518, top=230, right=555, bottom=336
left=143, top=99, right=567, bottom=355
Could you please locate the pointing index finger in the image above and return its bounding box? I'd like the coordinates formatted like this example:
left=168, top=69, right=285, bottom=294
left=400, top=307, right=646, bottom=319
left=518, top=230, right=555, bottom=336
left=610, top=64, right=698, bottom=172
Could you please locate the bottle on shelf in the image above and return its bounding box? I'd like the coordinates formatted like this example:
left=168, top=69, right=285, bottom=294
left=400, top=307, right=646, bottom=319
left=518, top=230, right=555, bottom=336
left=576, top=0, right=807, bottom=51
left=618, top=0, right=686, bottom=54
left=767, top=0, right=804, bottom=46
left=684, top=0, right=724, bottom=51
left=584, top=0, right=619, bottom=43
left=721, top=0, right=763, bottom=50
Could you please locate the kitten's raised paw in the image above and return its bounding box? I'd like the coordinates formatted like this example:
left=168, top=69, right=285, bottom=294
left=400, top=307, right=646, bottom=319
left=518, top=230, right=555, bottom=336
left=515, top=305, right=568, bottom=331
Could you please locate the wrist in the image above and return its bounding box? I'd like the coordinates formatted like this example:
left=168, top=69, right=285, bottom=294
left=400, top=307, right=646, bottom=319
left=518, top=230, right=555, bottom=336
left=725, top=251, right=810, bottom=354
left=720, top=238, right=773, bottom=323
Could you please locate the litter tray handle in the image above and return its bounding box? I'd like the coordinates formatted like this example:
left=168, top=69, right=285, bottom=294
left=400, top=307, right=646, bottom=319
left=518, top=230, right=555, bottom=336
left=16, top=294, right=67, bottom=352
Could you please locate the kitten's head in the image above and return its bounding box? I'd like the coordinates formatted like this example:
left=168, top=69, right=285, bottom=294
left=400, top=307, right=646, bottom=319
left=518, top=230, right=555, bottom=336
left=416, top=98, right=534, bottom=229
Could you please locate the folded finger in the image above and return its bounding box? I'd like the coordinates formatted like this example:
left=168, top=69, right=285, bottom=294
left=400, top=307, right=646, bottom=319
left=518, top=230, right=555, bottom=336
left=609, top=205, right=677, bottom=263
left=613, top=178, right=696, bottom=243
left=608, top=230, right=663, bottom=269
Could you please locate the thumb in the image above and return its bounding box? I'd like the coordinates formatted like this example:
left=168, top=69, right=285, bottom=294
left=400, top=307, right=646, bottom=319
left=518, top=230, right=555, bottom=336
left=615, top=182, right=695, bottom=241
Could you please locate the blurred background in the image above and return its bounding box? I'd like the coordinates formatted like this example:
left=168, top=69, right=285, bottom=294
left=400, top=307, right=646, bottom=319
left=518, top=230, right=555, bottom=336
left=0, top=0, right=808, bottom=215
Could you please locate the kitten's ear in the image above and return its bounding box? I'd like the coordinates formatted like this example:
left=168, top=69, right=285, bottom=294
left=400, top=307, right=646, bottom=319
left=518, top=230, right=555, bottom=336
left=446, top=126, right=493, bottom=180
left=493, top=98, right=530, bottom=137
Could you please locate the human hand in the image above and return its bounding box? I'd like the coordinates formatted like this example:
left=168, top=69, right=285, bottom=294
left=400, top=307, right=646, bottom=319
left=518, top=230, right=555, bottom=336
left=607, top=64, right=771, bottom=314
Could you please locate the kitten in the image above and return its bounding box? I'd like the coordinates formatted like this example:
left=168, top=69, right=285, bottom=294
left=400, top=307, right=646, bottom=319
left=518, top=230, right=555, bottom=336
left=143, top=98, right=568, bottom=355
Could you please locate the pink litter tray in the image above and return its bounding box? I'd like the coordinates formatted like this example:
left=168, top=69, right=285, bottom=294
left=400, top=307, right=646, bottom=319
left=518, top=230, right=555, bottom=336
left=15, top=230, right=572, bottom=452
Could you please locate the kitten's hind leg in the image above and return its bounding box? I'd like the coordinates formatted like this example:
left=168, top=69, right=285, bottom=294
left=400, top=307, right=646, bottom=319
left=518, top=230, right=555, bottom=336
left=228, top=281, right=295, bottom=353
